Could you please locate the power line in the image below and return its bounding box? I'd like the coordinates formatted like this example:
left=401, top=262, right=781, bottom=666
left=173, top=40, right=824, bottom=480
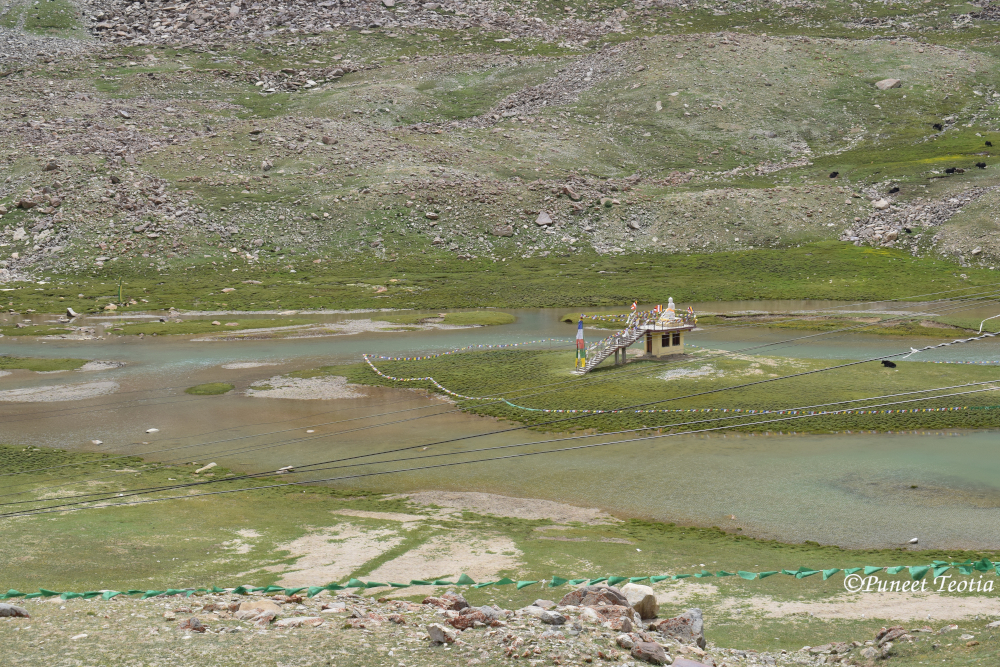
left=9, top=382, right=997, bottom=512
left=8, top=385, right=996, bottom=520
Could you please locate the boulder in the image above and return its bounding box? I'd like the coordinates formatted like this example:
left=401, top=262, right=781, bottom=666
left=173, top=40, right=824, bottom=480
left=532, top=599, right=556, bottom=610
left=621, top=583, right=658, bottom=619
left=652, top=608, right=705, bottom=648
left=875, top=78, right=902, bottom=90
left=0, top=604, right=29, bottom=618
left=873, top=199, right=890, bottom=210
left=540, top=611, right=566, bottom=625
left=631, top=641, right=669, bottom=664
left=616, top=634, right=635, bottom=649
left=558, top=585, right=631, bottom=608
left=535, top=211, right=554, bottom=226
left=426, top=622, right=457, bottom=644
left=490, top=224, right=514, bottom=237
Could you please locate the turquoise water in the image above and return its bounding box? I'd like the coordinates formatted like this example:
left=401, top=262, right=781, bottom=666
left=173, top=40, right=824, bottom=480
left=1, top=302, right=998, bottom=548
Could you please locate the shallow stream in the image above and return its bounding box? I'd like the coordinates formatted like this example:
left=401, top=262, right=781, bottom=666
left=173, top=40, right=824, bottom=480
left=1, top=300, right=998, bottom=549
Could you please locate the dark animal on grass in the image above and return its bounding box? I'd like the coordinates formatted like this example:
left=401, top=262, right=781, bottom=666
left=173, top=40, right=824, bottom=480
left=977, top=162, right=987, bottom=169
left=987, top=141, right=993, bottom=147
left=829, top=171, right=839, bottom=178
left=888, top=186, right=899, bottom=194
left=881, top=360, right=897, bottom=368
left=933, top=123, right=944, bottom=131
left=945, top=167, right=957, bottom=174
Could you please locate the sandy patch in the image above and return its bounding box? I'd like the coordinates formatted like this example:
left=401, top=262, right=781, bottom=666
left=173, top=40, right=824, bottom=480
left=0, top=371, right=10, bottom=378
left=237, top=529, right=262, bottom=539
left=403, top=491, right=619, bottom=525
left=653, top=581, right=1000, bottom=621
left=221, top=362, right=280, bottom=370
left=752, top=592, right=1000, bottom=620
left=276, top=523, right=403, bottom=587
left=332, top=509, right=426, bottom=523
left=366, top=533, right=522, bottom=587
left=77, top=360, right=125, bottom=372
left=0, top=381, right=119, bottom=402
left=246, top=375, right=366, bottom=400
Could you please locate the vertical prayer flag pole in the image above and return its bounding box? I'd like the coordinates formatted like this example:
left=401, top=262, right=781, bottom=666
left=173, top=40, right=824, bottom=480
left=576, top=316, right=586, bottom=369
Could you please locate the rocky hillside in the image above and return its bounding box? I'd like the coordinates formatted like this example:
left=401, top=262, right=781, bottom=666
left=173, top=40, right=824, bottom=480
left=2, top=0, right=1000, bottom=280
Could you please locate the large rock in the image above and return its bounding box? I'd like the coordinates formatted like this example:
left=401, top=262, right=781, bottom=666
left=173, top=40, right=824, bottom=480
left=621, top=583, right=658, bottom=619
left=558, top=585, right=631, bottom=608
left=631, top=641, right=669, bottom=665
left=426, top=623, right=457, bottom=644
left=652, top=608, right=706, bottom=648
left=535, top=211, right=554, bottom=226
left=540, top=610, right=567, bottom=625
left=875, top=78, right=902, bottom=90
left=0, top=604, right=29, bottom=618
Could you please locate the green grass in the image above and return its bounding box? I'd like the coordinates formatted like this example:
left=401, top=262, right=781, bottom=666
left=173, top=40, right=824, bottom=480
left=184, top=382, right=235, bottom=395
left=4, top=242, right=999, bottom=314
left=106, top=318, right=316, bottom=336
left=337, top=348, right=1000, bottom=434
left=0, top=355, right=87, bottom=372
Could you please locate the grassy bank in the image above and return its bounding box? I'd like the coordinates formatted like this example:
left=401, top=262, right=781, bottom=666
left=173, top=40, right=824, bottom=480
left=0, top=355, right=87, bottom=372
left=2, top=243, right=997, bottom=315
left=338, top=348, right=1000, bottom=434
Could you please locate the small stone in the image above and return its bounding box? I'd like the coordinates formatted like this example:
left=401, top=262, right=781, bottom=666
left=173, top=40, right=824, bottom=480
left=211, top=321, right=221, bottom=326
left=425, top=211, right=439, bottom=220
left=118, top=109, right=131, bottom=118
left=221, top=287, right=236, bottom=293
left=179, top=617, right=205, bottom=633
left=43, top=161, right=58, bottom=172
left=490, top=225, right=514, bottom=237
left=972, top=247, right=983, bottom=255
left=875, top=78, right=902, bottom=90
left=616, top=634, right=635, bottom=649
left=531, top=600, right=556, bottom=610
left=145, top=428, right=159, bottom=433
left=873, top=199, right=890, bottom=210
left=321, top=136, right=337, bottom=145
left=764, top=130, right=777, bottom=138
left=66, top=307, right=79, bottom=317
left=535, top=211, right=554, bottom=226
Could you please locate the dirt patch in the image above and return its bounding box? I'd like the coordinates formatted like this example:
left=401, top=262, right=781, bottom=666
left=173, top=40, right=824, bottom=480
left=275, top=523, right=403, bottom=587
left=366, top=533, right=522, bottom=590
left=403, top=491, right=620, bottom=525
left=0, top=380, right=119, bottom=402
left=246, top=375, right=366, bottom=400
